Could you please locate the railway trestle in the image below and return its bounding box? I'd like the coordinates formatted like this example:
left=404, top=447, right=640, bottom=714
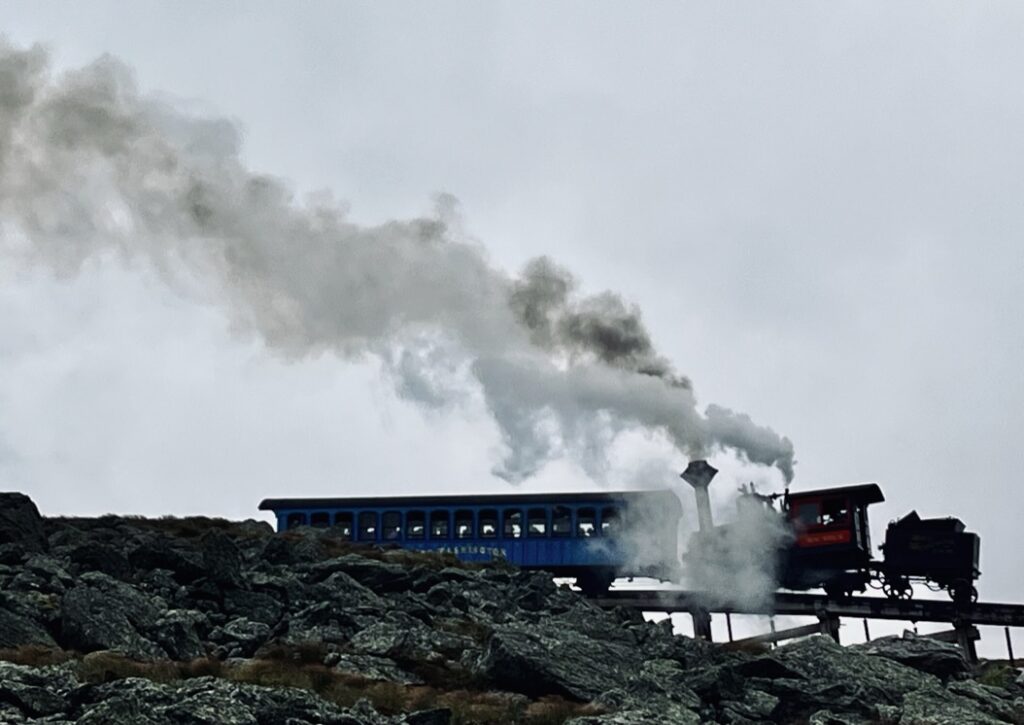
left=588, top=590, right=1024, bottom=663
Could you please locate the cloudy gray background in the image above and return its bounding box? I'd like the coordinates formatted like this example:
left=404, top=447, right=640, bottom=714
left=0, top=3, right=1021, bottom=653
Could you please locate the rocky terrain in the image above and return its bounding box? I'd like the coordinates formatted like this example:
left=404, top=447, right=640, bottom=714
left=0, top=492, right=1021, bottom=724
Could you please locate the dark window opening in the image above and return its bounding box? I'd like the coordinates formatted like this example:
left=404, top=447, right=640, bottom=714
left=406, top=511, right=425, bottom=540
left=577, top=507, right=597, bottom=537
left=480, top=509, right=498, bottom=538
left=310, top=512, right=330, bottom=528
left=334, top=512, right=354, bottom=540
left=819, top=498, right=850, bottom=527
left=503, top=510, right=523, bottom=539
left=600, top=507, right=620, bottom=535
left=286, top=513, right=306, bottom=530
left=358, top=511, right=377, bottom=541
left=455, top=509, right=474, bottom=539
left=528, top=508, right=548, bottom=537
left=795, top=502, right=819, bottom=527
left=552, top=506, right=572, bottom=537
left=382, top=511, right=402, bottom=541
left=430, top=511, right=450, bottom=540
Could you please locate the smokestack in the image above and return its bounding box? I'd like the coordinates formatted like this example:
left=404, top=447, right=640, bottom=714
left=681, top=459, right=718, bottom=533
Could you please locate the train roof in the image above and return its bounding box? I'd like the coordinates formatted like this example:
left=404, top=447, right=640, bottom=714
left=259, top=489, right=680, bottom=511
left=787, top=482, right=884, bottom=505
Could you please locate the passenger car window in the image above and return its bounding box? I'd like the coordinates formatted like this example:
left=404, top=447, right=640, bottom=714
left=528, top=508, right=548, bottom=537
left=600, top=507, right=620, bottom=535
left=382, top=511, right=402, bottom=540
left=286, top=513, right=306, bottom=530
left=310, top=512, right=330, bottom=528
left=455, top=510, right=474, bottom=539
left=334, top=512, right=354, bottom=540
left=552, top=506, right=571, bottom=537
left=358, top=511, right=377, bottom=541
left=406, top=511, right=425, bottom=540
left=430, top=511, right=450, bottom=539
left=479, top=509, right=498, bottom=538
left=503, top=510, right=523, bottom=538
left=576, top=507, right=597, bottom=537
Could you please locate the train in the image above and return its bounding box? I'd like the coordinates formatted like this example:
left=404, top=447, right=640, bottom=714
left=258, top=490, right=680, bottom=595
left=259, top=460, right=981, bottom=604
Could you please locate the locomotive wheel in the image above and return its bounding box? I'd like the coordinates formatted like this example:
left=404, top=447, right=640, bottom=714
left=882, top=580, right=913, bottom=601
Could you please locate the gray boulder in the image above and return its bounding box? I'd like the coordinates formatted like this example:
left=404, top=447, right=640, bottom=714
left=332, top=653, right=425, bottom=685
left=149, top=609, right=207, bottom=660
left=198, top=529, right=244, bottom=587
left=0, top=493, right=47, bottom=552
left=946, top=679, right=1024, bottom=723
left=474, top=622, right=643, bottom=700
left=67, top=541, right=133, bottom=580
left=0, top=604, right=57, bottom=648
left=807, top=711, right=875, bottom=725
left=280, top=601, right=364, bottom=647
left=718, top=688, right=780, bottom=722
left=770, top=635, right=940, bottom=720
left=899, top=685, right=1007, bottom=725
left=222, top=588, right=284, bottom=625
left=212, top=617, right=270, bottom=657
left=852, top=632, right=971, bottom=680
left=61, top=572, right=166, bottom=658
left=9, top=555, right=75, bottom=595
left=68, top=675, right=395, bottom=725
left=128, top=537, right=205, bottom=583
left=0, top=662, right=75, bottom=718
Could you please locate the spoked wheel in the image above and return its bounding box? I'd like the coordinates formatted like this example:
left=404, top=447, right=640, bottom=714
left=882, top=577, right=913, bottom=601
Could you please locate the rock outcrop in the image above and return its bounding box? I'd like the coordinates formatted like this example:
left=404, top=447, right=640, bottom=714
left=0, top=493, right=1021, bottom=724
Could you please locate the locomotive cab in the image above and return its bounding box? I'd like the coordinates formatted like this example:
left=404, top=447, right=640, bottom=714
left=782, top=483, right=884, bottom=597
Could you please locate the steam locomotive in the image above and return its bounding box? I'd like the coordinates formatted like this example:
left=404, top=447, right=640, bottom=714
left=685, top=460, right=982, bottom=604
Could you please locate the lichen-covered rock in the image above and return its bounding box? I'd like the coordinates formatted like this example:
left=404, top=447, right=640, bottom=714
left=211, top=617, right=270, bottom=657
left=769, top=635, right=940, bottom=721
left=222, top=588, right=284, bottom=626
left=474, top=622, right=643, bottom=700
left=0, top=604, right=57, bottom=648
left=61, top=572, right=166, bottom=658
left=197, top=530, right=245, bottom=587
left=719, top=687, right=780, bottom=722
left=9, top=555, right=75, bottom=595
left=332, top=653, right=426, bottom=685
left=946, top=679, right=1024, bottom=723
left=852, top=632, right=971, bottom=680
left=128, top=537, right=206, bottom=583
left=0, top=493, right=47, bottom=552
left=899, top=685, right=1007, bottom=725
left=66, top=541, right=133, bottom=580
left=0, top=662, right=73, bottom=717
left=149, top=609, right=207, bottom=660
left=807, top=710, right=875, bottom=725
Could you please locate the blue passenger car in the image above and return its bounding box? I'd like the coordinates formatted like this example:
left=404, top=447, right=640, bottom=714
left=258, top=490, right=681, bottom=593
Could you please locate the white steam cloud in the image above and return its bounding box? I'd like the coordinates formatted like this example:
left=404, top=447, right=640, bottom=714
left=682, top=493, right=793, bottom=609
left=0, top=41, right=795, bottom=483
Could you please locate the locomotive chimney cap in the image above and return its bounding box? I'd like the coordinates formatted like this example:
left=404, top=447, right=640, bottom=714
left=681, top=459, right=718, bottom=489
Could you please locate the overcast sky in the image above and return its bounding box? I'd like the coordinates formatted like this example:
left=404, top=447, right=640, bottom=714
left=0, top=3, right=1021, bottom=652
